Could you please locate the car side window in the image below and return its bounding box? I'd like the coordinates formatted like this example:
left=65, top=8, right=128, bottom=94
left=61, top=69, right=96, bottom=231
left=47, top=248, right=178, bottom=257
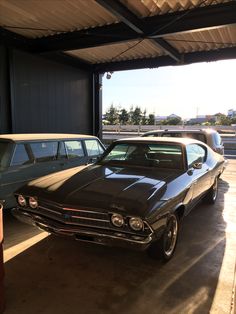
left=64, top=141, right=85, bottom=158
left=0, top=142, right=13, bottom=169
left=162, top=133, right=181, bottom=137
left=186, top=144, right=206, bottom=168
left=58, top=141, right=67, bottom=159
left=84, top=140, right=104, bottom=156
left=11, top=144, right=31, bottom=166
left=214, top=133, right=222, bottom=146
left=187, top=133, right=206, bottom=143
left=30, top=142, right=58, bottom=162
left=145, top=134, right=157, bottom=137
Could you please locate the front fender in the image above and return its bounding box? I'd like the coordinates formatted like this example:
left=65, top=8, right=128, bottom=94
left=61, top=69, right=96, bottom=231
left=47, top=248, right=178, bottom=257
left=147, top=199, right=186, bottom=241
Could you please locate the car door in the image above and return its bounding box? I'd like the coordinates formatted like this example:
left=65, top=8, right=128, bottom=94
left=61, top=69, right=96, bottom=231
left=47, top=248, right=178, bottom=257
left=59, top=140, right=87, bottom=170
left=0, top=143, right=35, bottom=206
left=27, top=141, right=62, bottom=179
left=186, top=144, right=211, bottom=204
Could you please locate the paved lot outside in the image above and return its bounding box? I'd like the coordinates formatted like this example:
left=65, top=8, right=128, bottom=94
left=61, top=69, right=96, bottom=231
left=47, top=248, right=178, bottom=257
left=2, top=160, right=236, bottom=314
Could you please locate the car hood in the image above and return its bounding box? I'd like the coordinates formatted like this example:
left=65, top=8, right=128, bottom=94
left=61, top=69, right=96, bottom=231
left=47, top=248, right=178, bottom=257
left=19, top=164, right=182, bottom=217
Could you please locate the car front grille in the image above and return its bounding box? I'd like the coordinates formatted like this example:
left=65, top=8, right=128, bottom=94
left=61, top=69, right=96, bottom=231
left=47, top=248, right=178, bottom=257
left=22, top=199, right=152, bottom=236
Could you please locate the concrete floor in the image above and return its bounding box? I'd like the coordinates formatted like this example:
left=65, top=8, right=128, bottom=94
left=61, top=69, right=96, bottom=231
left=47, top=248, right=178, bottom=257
left=2, top=160, right=236, bottom=314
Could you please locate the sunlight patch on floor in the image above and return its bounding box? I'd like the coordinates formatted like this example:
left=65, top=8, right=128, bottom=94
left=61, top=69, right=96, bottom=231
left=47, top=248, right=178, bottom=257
left=3, top=232, right=49, bottom=263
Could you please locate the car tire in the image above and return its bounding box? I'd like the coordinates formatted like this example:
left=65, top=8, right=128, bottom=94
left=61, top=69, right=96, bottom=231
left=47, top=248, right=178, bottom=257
left=203, top=178, right=218, bottom=204
left=147, top=213, right=179, bottom=262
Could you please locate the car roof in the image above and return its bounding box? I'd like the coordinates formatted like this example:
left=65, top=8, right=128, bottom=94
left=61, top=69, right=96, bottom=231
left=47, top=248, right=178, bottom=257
left=144, top=128, right=217, bottom=134
left=115, top=137, right=206, bottom=146
left=0, top=133, right=97, bottom=142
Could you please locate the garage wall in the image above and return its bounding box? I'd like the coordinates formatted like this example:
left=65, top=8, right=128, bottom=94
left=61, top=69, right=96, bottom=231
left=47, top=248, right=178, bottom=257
left=10, top=50, right=93, bottom=134
left=0, top=45, right=11, bottom=134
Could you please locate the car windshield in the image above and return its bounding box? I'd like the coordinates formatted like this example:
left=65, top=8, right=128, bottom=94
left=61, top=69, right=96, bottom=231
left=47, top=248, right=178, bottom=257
left=100, top=142, right=184, bottom=169
left=0, top=141, right=12, bottom=170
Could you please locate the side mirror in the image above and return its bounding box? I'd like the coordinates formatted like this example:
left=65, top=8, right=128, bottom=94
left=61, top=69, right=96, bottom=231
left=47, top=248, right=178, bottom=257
left=87, top=156, right=99, bottom=164
left=192, top=162, right=203, bottom=170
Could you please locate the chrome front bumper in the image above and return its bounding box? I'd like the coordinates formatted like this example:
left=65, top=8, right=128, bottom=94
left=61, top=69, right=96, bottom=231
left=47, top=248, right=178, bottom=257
left=12, top=208, right=154, bottom=251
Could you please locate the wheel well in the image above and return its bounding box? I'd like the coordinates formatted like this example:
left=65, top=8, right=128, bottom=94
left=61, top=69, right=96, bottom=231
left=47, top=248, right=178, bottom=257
left=175, top=205, right=185, bottom=221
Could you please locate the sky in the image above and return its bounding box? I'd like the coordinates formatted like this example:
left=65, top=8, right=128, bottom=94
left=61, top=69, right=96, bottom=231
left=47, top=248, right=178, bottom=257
left=102, top=59, right=236, bottom=119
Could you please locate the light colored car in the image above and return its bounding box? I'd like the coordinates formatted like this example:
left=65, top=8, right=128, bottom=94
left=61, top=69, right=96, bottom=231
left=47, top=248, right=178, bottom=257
left=0, top=133, right=105, bottom=209
left=142, top=129, right=224, bottom=155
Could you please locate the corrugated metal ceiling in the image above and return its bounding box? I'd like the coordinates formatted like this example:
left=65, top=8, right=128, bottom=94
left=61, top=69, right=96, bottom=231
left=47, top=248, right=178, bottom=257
left=0, top=0, right=235, bottom=67
left=0, top=0, right=231, bottom=38
left=67, top=39, right=165, bottom=64
left=0, top=0, right=118, bottom=38
left=66, top=25, right=236, bottom=64
left=120, top=0, right=231, bottom=17
left=164, top=25, right=236, bottom=53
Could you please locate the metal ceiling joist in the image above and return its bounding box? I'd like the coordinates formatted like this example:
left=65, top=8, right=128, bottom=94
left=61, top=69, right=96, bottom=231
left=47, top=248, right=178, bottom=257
left=96, top=0, right=145, bottom=35
left=0, top=27, right=93, bottom=70
left=149, top=38, right=181, bottom=62
left=30, top=1, right=236, bottom=54
left=32, top=24, right=137, bottom=53
left=147, top=1, right=236, bottom=38
left=95, top=0, right=181, bottom=62
left=93, top=46, right=236, bottom=72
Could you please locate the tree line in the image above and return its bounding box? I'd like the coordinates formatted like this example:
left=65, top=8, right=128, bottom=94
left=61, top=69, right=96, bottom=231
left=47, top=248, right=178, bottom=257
left=104, top=104, right=236, bottom=126
left=103, top=104, right=182, bottom=125
left=103, top=104, right=153, bottom=125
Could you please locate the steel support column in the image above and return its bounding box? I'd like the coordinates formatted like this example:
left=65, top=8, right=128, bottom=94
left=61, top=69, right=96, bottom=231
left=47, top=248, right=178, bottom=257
left=0, top=44, right=12, bottom=134
left=93, top=73, right=103, bottom=139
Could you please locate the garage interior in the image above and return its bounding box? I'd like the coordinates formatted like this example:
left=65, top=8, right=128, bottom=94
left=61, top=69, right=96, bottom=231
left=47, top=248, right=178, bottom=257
left=0, top=0, right=236, bottom=313
left=1, top=0, right=236, bottom=137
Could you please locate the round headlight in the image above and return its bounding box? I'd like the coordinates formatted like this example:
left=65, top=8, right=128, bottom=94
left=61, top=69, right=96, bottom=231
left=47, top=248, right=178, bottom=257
left=129, top=217, right=144, bottom=231
left=111, top=213, right=124, bottom=228
left=29, top=197, right=38, bottom=209
left=18, top=195, right=26, bottom=207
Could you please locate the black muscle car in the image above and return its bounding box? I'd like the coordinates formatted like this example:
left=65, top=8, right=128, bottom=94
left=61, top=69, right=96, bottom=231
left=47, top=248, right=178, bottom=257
left=13, top=137, right=225, bottom=261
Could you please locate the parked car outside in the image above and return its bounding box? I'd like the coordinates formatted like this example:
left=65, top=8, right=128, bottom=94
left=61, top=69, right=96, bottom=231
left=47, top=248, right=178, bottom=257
left=0, top=133, right=105, bottom=209
left=142, top=128, right=224, bottom=155
left=13, top=137, right=225, bottom=261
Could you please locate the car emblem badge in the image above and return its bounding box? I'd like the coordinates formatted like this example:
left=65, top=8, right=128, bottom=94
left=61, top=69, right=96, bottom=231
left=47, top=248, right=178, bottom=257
left=64, top=214, right=70, bottom=220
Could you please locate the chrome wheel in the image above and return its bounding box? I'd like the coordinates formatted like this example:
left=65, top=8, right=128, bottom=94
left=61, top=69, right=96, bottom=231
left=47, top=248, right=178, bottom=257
left=163, top=215, right=178, bottom=257
left=147, top=213, right=179, bottom=261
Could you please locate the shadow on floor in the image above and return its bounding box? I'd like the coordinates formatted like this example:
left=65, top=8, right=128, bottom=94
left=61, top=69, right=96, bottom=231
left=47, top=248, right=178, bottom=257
left=3, top=179, right=229, bottom=314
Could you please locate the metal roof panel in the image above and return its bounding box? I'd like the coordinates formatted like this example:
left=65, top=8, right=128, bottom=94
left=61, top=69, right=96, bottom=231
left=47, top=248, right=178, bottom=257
left=0, top=0, right=118, bottom=38
left=120, top=0, right=231, bottom=17
left=66, top=39, right=166, bottom=63
left=0, top=0, right=235, bottom=66
left=164, top=25, right=236, bottom=53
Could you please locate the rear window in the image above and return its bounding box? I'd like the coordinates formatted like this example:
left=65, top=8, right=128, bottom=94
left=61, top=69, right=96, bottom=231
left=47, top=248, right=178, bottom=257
left=30, top=142, right=58, bottom=162
left=84, top=140, right=104, bottom=156
left=0, top=142, right=12, bottom=170
left=162, top=132, right=206, bottom=143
